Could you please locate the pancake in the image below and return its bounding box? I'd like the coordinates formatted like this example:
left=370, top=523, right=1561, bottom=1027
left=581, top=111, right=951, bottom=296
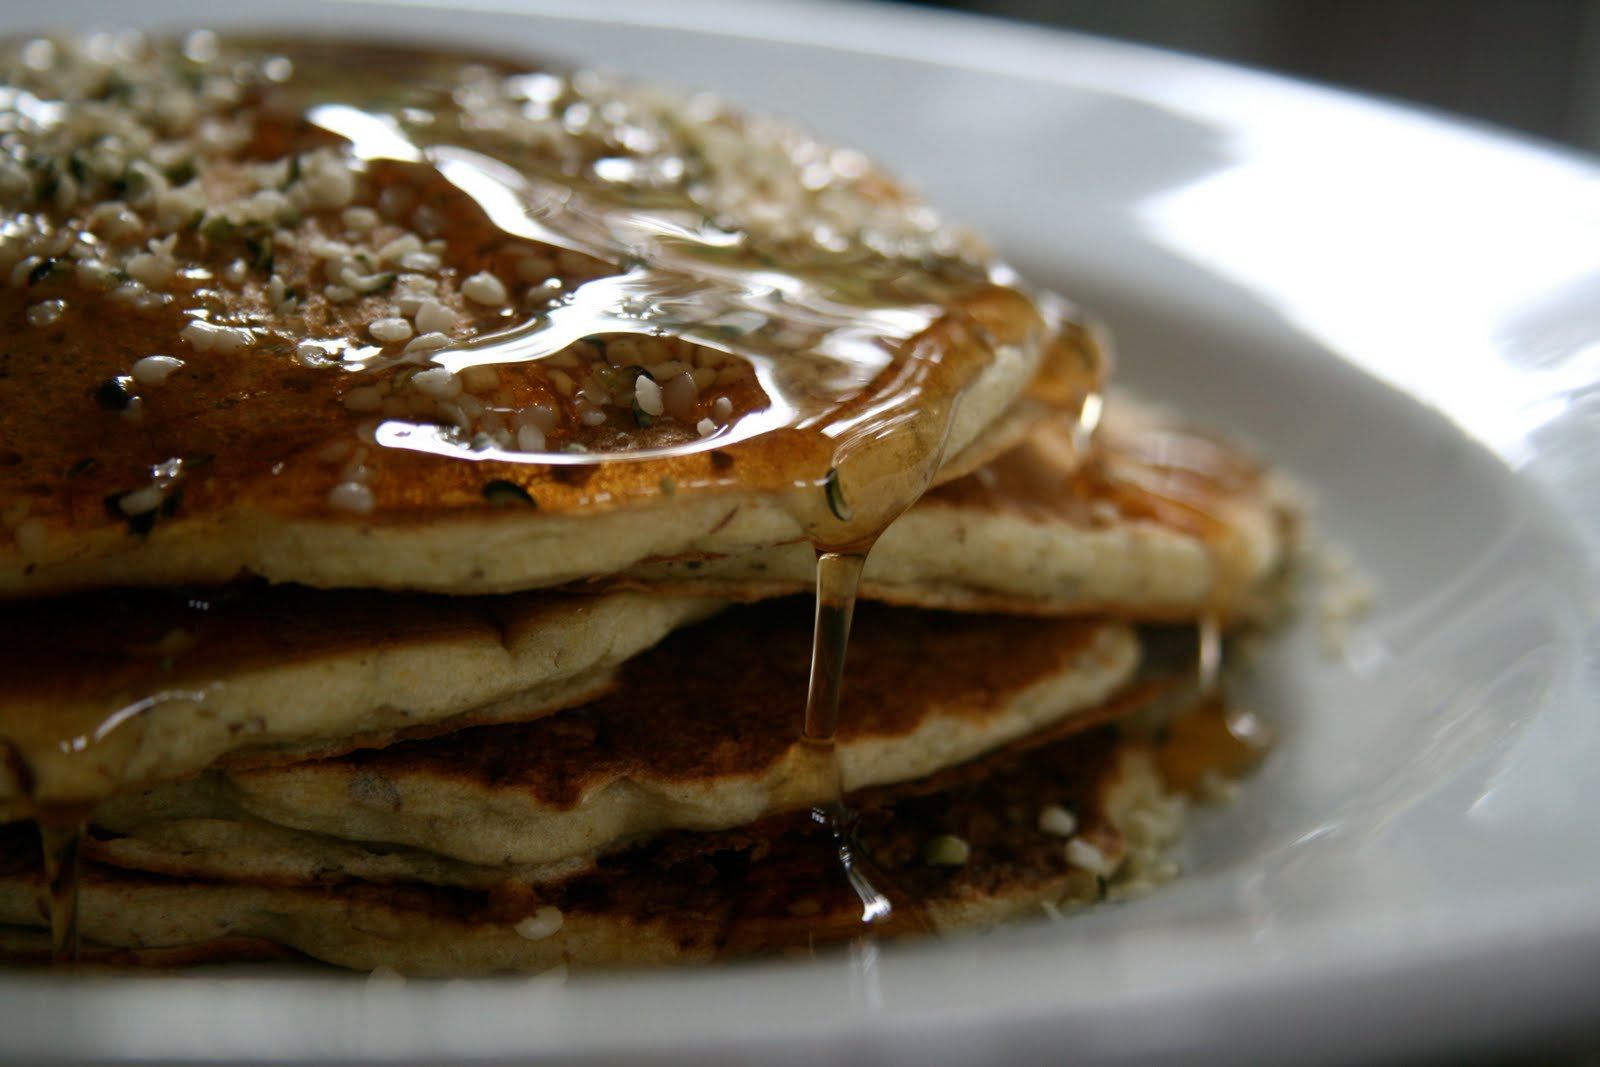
left=81, top=814, right=594, bottom=893
left=90, top=599, right=1141, bottom=869
left=611, top=393, right=1297, bottom=620
left=0, top=726, right=1183, bottom=974
left=0, top=587, right=718, bottom=821
left=0, top=34, right=1084, bottom=600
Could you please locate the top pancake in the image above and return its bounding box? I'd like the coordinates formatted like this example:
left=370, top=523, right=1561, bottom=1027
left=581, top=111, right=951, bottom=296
left=0, top=34, right=1090, bottom=598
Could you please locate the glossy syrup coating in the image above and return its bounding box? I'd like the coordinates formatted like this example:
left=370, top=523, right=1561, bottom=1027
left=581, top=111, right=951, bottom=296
left=0, top=32, right=1075, bottom=592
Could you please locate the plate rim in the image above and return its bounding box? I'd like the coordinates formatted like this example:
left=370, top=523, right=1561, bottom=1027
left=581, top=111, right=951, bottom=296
left=2, top=1, right=1598, bottom=1062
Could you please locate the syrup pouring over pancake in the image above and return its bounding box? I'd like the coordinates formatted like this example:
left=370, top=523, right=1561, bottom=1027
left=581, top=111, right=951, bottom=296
left=0, top=32, right=1288, bottom=967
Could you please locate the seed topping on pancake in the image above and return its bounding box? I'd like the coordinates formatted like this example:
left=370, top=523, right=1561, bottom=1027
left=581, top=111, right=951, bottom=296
left=0, top=32, right=1069, bottom=574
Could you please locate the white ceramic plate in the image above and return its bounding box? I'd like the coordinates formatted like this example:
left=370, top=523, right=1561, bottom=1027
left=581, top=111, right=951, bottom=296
left=3, top=2, right=1599, bottom=1063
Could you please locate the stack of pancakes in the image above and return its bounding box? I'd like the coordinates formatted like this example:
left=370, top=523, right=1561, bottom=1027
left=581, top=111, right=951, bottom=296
left=0, top=33, right=1296, bottom=973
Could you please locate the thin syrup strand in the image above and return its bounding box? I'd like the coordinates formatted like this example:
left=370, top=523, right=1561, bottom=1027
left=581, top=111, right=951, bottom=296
left=38, top=818, right=84, bottom=967
left=801, top=550, right=899, bottom=926
left=1197, top=612, right=1222, bottom=698
left=1072, top=389, right=1104, bottom=459
left=803, top=551, right=867, bottom=748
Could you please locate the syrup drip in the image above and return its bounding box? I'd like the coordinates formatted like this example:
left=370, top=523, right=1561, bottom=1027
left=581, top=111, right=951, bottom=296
left=1197, top=612, right=1223, bottom=697
left=1064, top=403, right=1275, bottom=798
left=1158, top=614, right=1272, bottom=795
left=36, top=813, right=86, bottom=966
left=803, top=551, right=867, bottom=755
left=1156, top=690, right=1274, bottom=795
left=1073, top=389, right=1104, bottom=459
left=811, top=805, right=894, bottom=925
left=799, top=551, right=907, bottom=928
left=7, top=659, right=211, bottom=964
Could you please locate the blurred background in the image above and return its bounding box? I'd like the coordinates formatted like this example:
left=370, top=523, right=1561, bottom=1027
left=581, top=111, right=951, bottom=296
left=901, top=0, right=1600, bottom=154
